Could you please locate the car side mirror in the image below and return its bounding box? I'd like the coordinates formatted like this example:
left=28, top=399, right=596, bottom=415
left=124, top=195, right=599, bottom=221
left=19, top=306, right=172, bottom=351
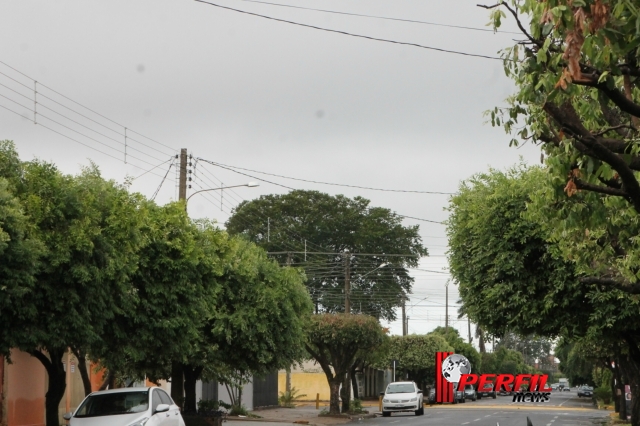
left=379, top=392, right=385, bottom=396
left=417, top=390, right=423, bottom=394
left=63, top=412, right=73, bottom=420
left=155, top=404, right=170, bottom=413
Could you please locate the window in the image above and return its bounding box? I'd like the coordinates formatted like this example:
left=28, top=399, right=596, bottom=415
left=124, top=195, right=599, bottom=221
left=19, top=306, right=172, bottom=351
left=75, top=391, right=149, bottom=417
left=152, top=390, right=163, bottom=412
left=386, top=383, right=416, bottom=394
left=158, top=389, right=174, bottom=406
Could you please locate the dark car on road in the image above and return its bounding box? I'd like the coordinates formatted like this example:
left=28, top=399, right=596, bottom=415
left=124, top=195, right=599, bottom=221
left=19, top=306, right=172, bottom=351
left=477, top=388, right=497, bottom=399
left=428, top=388, right=436, bottom=404
left=464, top=385, right=477, bottom=401
left=577, top=386, right=593, bottom=398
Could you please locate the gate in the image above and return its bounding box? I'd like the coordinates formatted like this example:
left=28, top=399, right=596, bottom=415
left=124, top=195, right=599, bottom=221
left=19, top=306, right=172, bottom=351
left=252, top=372, right=278, bottom=408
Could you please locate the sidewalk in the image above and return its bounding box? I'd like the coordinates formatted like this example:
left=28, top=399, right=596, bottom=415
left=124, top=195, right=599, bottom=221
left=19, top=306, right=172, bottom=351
left=247, top=403, right=377, bottom=425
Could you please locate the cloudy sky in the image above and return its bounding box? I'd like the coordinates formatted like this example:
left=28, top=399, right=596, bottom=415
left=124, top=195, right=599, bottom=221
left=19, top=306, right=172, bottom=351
left=1, top=0, right=539, bottom=343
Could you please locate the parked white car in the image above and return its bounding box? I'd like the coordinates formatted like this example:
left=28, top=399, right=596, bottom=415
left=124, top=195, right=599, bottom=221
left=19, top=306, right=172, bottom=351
left=380, top=381, right=424, bottom=417
left=63, top=387, right=185, bottom=426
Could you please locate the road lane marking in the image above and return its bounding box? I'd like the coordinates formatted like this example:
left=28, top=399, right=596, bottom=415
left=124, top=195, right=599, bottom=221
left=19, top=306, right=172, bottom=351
left=462, top=423, right=469, bottom=425
left=474, top=419, right=481, bottom=422
left=390, top=421, right=400, bottom=423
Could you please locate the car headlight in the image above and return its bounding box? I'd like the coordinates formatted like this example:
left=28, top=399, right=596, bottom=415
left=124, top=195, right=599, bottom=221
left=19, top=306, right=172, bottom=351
left=383, top=399, right=389, bottom=403
left=409, top=397, right=417, bottom=402
left=127, top=418, right=149, bottom=426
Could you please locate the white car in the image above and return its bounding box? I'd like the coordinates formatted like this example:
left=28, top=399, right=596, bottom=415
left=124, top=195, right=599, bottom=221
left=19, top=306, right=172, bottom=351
left=63, top=387, right=185, bottom=426
left=381, top=381, right=424, bottom=417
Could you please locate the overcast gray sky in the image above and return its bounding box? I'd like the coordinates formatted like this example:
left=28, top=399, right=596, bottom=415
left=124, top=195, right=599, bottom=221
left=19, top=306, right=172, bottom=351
left=1, top=0, right=538, bottom=342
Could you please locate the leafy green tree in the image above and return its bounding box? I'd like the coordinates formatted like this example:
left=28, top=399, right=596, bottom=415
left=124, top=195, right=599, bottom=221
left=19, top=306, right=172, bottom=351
left=497, top=332, right=554, bottom=371
left=0, top=152, right=145, bottom=426
left=555, top=339, right=595, bottom=387
left=0, top=177, right=43, bottom=356
left=428, top=327, right=481, bottom=374
left=305, top=314, right=386, bottom=414
left=90, top=207, right=229, bottom=409
left=376, top=334, right=452, bottom=391
left=179, top=238, right=313, bottom=413
left=447, top=164, right=640, bottom=421
left=226, top=190, right=427, bottom=321
left=484, top=3, right=640, bottom=421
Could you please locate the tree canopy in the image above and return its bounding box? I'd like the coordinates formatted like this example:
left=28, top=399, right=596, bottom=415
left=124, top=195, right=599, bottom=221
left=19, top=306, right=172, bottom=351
left=376, top=334, right=452, bottom=390
left=305, top=314, right=386, bottom=414
left=226, top=190, right=427, bottom=320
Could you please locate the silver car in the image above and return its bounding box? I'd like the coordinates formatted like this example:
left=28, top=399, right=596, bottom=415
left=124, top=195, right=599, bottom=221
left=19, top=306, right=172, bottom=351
left=63, top=387, right=185, bottom=426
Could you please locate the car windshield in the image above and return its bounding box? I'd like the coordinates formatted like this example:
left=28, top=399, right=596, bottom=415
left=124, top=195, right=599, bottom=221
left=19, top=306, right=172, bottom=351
left=386, top=384, right=415, bottom=394
left=75, top=391, right=149, bottom=417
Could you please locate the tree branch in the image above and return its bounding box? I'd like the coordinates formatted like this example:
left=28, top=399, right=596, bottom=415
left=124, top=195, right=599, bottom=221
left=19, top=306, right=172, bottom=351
left=579, top=277, right=640, bottom=294
left=574, top=178, right=630, bottom=197
left=29, top=349, right=53, bottom=374
left=478, top=3, right=541, bottom=47
left=543, top=101, right=640, bottom=212
left=594, top=125, right=637, bottom=136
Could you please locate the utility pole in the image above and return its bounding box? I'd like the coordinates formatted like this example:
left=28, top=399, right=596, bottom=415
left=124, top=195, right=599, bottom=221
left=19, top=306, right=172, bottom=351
left=172, top=148, right=188, bottom=407
left=344, top=251, right=351, bottom=314
left=445, top=282, right=449, bottom=330
left=286, top=252, right=292, bottom=393
left=179, top=148, right=188, bottom=202
left=401, top=296, right=407, bottom=336
left=468, top=317, right=472, bottom=344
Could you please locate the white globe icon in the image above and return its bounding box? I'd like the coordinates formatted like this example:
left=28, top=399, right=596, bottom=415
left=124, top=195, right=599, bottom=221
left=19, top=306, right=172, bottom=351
left=441, top=354, right=471, bottom=383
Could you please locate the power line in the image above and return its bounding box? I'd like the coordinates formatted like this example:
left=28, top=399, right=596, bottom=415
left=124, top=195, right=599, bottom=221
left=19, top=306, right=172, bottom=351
left=0, top=60, right=176, bottom=153
left=194, top=0, right=504, bottom=61
left=201, top=160, right=454, bottom=194
left=229, top=0, right=522, bottom=35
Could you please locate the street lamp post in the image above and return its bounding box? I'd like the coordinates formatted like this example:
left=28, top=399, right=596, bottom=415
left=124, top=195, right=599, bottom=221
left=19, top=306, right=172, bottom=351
left=185, top=182, right=259, bottom=206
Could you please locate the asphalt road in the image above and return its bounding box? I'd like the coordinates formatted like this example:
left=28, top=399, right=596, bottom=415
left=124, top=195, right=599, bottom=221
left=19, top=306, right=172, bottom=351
left=367, top=389, right=608, bottom=426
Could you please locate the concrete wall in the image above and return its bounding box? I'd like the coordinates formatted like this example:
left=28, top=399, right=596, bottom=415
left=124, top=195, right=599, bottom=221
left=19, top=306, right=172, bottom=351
left=218, top=380, right=254, bottom=411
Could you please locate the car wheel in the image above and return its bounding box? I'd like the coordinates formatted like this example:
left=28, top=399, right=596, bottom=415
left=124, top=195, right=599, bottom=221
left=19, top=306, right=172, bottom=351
left=477, top=395, right=482, bottom=400
left=420, top=407, right=425, bottom=415
left=492, top=393, right=496, bottom=399
left=382, top=411, right=391, bottom=417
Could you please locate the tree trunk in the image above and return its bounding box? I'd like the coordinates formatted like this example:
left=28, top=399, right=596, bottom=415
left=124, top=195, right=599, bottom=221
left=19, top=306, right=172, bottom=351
left=341, top=372, right=350, bottom=413
left=623, top=337, right=640, bottom=426
left=329, top=379, right=341, bottom=415
left=72, top=349, right=92, bottom=396
left=616, top=357, right=628, bottom=421
left=171, top=362, right=184, bottom=410
left=99, top=370, right=114, bottom=390
left=31, top=348, right=67, bottom=426
left=350, top=365, right=359, bottom=400
left=182, top=364, right=203, bottom=414
left=286, top=367, right=291, bottom=393
left=612, top=373, right=620, bottom=413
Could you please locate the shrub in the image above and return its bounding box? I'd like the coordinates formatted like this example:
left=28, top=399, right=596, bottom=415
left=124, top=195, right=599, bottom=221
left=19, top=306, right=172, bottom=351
left=594, top=387, right=612, bottom=404
left=229, top=405, right=249, bottom=416
left=279, top=387, right=307, bottom=407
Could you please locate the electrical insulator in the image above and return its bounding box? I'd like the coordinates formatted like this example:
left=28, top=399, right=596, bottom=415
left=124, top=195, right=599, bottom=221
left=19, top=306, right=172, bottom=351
left=188, top=177, right=192, bottom=181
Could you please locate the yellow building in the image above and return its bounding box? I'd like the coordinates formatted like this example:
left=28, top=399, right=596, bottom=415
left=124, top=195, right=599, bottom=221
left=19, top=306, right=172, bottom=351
left=278, top=360, right=389, bottom=402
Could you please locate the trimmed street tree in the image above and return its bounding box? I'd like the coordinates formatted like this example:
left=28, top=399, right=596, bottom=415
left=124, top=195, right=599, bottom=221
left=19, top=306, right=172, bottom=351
left=377, top=334, right=452, bottom=391
left=447, top=164, right=640, bottom=421
left=0, top=150, right=145, bottom=426
left=179, top=237, right=313, bottom=413
left=428, top=327, right=481, bottom=374
left=305, top=314, right=386, bottom=414
left=226, top=190, right=427, bottom=321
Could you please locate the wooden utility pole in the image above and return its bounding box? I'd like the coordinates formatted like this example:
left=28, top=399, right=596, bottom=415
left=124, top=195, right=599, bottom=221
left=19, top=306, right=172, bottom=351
left=344, top=251, right=351, bottom=314
left=179, top=148, right=188, bottom=202
left=402, top=296, right=407, bottom=336
left=172, top=148, right=188, bottom=407
left=285, top=252, right=293, bottom=393
left=445, top=282, right=449, bottom=330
